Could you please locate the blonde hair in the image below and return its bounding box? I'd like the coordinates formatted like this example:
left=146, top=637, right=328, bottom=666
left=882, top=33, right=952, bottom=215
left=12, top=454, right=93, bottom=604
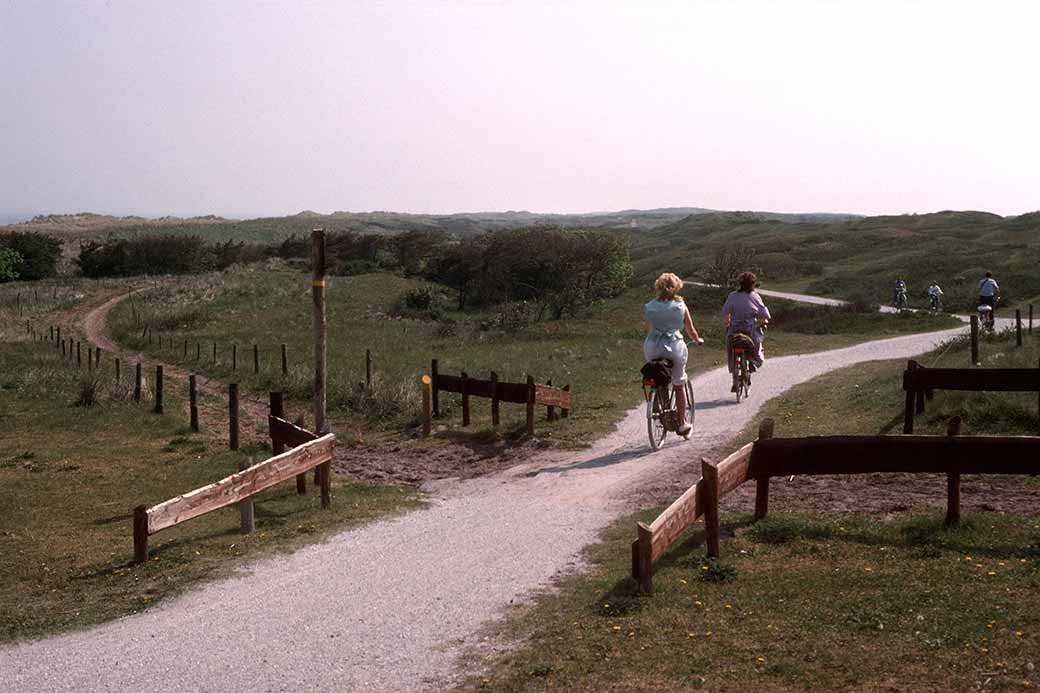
left=654, top=272, right=683, bottom=301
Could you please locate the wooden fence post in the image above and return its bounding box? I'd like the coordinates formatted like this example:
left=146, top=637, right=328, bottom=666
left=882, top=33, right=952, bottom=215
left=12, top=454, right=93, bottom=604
left=461, top=371, right=470, bottom=426
left=970, top=315, right=979, bottom=365
left=76, top=340, right=81, bottom=367
left=189, top=375, right=199, bottom=432
left=213, top=342, right=217, bottom=362
left=281, top=343, right=288, bottom=376
left=239, top=458, right=255, bottom=533
left=312, top=228, right=330, bottom=509
left=49, top=325, right=54, bottom=341
left=232, top=344, right=237, bottom=372
left=87, top=347, right=93, bottom=373
left=1029, top=304, right=1034, bottom=334
left=635, top=522, right=654, bottom=594
left=196, top=343, right=200, bottom=361
left=701, top=458, right=721, bottom=559
left=183, top=339, right=188, bottom=358
left=365, top=348, right=372, bottom=389
left=422, top=376, right=432, bottom=436
left=754, top=418, right=775, bottom=521
left=95, top=347, right=101, bottom=367
left=561, top=384, right=570, bottom=418
left=133, top=505, right=149, bottom=563
left=56, top=326, right=61, bottom=348
left=545, top=378, right=556, bottom=421
left=431, top=359, right=440, bottom=417
left=253, top=343, right=259, bottom=374
left=229, top=383, right=239, bottom=450
left=1016, top=309, right=1022, bottom=347
left=154, top=365, right=164, bottom=414
left=490, top=371, right=500, bottom=427
left=945, top=416, right=962, bottom=525
left=526, top=375, right=535, bottom=436
left=61, top=339, right=66, bottom=358
left=115, top=357, right=121, bottom=382
left=903, top=360, right=917, bottom=434
left=134, top=363, right=142, bottom=401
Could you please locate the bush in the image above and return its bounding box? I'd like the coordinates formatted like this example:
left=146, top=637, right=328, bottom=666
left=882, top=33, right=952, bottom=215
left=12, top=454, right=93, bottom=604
left=74, top=378, right=100, bottom=407
left=0, top=247, right=22, bottom=282
left=391, top=286, right=445, bottom=320
left=0, top=232, right=61, bottom=280
left=77, top=235, right=215, bottom=277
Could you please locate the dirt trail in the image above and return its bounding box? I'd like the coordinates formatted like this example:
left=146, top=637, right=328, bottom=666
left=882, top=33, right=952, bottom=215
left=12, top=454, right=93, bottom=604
left=2, top=295, right=1026, bottom=692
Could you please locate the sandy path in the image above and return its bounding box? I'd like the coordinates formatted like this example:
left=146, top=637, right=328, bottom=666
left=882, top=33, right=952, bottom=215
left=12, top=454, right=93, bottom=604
left=0, top=296, right=983, bottom=692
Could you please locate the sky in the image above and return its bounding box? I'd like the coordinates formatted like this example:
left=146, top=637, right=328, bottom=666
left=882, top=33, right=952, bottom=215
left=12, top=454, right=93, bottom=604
left=1, top=0, right=1038, bottom=219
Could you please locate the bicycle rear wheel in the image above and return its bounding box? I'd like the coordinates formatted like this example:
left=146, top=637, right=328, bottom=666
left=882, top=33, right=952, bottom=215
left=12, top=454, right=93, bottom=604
left=734, top=356, right=744, bottom=403
left=647, top=388, right=667, bottom=450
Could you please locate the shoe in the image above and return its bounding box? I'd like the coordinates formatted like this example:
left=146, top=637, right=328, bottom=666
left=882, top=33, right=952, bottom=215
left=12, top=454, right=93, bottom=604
left=677, top=424, right=692, bottom=438
left=749, top=363, right=757, bottom=373
left=731, top=383, right=738, bottom=393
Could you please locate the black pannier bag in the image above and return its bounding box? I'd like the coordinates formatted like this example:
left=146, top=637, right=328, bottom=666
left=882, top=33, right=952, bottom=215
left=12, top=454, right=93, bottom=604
left=641, top=359, right=673, bottom=387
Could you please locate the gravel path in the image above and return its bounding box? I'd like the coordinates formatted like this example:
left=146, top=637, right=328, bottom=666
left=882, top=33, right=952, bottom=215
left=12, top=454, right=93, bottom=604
left=0, top=294, right=981, bottom=692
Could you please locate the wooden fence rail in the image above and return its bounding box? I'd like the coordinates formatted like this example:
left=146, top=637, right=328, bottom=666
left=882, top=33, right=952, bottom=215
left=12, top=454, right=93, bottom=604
left=428, top=359, right=571, bottom=435
left=632, top=417, right=1040, bottom=593
left=902, top=359, right=1040, bottom=433
left=133, top=432, right=335, bottom=562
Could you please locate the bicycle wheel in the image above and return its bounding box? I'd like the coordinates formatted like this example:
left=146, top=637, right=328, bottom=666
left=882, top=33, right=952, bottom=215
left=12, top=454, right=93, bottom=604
left=743, top=365, right=752, bottom=399
left=684, top=379, right=695, bottom=434
left=647, top=387, right=667, bottom=451
left=734, top=356, right=744, bottom=403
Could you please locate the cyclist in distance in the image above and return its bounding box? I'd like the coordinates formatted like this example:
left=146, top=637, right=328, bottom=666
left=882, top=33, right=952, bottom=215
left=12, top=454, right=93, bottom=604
left=894, top=277, right=908, bottom=309
left=927, top=281, right=944, bottom=311
left=644, top=273, right=704, bottom=437
left=722, top=271, right=771, bottom=390
left=978, top=271, right=1000, bottom=309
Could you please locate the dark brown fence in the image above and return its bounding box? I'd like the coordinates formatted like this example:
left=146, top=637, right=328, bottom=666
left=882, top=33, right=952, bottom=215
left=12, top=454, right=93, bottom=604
left=902, top=359, right=1040, bottom=433
left=428, top=359, right=571, bottom=434
left=632, top=417, right=1040, bottom=593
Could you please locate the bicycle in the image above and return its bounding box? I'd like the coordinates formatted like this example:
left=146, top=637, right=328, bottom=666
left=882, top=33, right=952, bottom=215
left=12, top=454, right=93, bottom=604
left=894, top=291, right=909, bottom=311
left=642, top=340, right=702, bottom=451
left=929, top=294, right=943, bottom=313
left=977, top=303, right=995, bottom=332
left=729, top=333, right=755, bottom=403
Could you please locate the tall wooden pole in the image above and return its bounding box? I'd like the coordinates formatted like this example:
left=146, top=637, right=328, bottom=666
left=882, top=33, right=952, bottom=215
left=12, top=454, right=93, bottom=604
left=312, top=228, right=330, bottom=508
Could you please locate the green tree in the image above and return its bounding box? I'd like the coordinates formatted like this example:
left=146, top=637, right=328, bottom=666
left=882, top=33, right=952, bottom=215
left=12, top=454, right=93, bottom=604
left=0, top=247, right=22, bottom=282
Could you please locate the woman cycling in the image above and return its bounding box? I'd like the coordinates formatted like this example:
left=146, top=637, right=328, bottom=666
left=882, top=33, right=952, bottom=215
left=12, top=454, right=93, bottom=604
left=644, top=273, right=704, bottom=437
left=722, top=271, right=771, bottom=390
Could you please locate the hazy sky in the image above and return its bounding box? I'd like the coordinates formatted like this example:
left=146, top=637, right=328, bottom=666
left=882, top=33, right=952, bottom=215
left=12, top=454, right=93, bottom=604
left=2, top=1, right=1038, bottom=218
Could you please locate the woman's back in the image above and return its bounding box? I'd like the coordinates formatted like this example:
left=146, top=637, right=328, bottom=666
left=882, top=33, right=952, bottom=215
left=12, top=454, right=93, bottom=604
left=722, top=290, right=769, bottom=333
left=645, top=299, right=685, bottom=335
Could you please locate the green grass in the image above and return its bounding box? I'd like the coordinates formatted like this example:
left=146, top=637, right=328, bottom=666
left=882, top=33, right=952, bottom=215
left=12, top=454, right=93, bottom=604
left=0, top=340, right=421, bottom=643
left=103, top=269, right=959, bottom=449
left=462, top=510, right=1040, bottom=691
left=460, top=331, right=1040, bottom=691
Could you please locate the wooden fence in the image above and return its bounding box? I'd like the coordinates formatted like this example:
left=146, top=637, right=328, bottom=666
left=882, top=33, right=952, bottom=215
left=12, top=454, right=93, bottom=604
left=133, top=427, right=334, bottom=562
left=632, top=417, right=1040, bottom=593
left=902, top=359, right=1040, bottom=433
left=427, top=359, right=572, bottom=434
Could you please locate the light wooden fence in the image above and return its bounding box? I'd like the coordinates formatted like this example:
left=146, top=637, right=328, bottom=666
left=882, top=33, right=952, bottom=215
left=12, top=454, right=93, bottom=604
left=632, top=417, right=1040, bottom=593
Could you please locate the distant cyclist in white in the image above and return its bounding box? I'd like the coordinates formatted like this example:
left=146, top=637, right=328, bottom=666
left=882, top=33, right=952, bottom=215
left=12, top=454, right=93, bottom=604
left=977, top=271, right=1000, bottom=310
left=927, top=281, right=943, bottom=310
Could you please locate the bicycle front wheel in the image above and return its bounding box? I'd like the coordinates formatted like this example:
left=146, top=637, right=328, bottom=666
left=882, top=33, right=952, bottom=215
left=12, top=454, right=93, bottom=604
left=647, top=388, right=667, bottom=451
left=684, top=379, right=695, bottom=434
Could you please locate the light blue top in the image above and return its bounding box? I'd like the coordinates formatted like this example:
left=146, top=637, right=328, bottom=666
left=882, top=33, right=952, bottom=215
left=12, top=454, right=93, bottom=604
left=644, top=299, right=686, bottom=350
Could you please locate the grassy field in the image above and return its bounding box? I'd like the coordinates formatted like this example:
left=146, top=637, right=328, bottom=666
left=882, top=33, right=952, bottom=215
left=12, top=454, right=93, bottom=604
left=461, top=331, right=1040, bottom=691
left=0, top=339, right=420, bottom=643
left=102, top=268, right=957, bottom=449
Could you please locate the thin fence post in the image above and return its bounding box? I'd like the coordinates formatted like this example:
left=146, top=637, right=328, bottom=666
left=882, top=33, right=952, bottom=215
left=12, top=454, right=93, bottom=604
left=945, top=416, right=962, bottom=525
left=87, top=347, right=93, bottom=373
left=903, top=360, right=917, bottom=434
left=229, top=383, right=240, bottom=450
left=431, top=359, right=440, bottom=417
left=365, top=348, right=372, bottom=389
left=56, top=326, right=61, bottom=348
left=312, top=228, right=330, bottom=509
left=49, top=325, right=54, bottom=341
left=133, top=505, right=149, bottom=564
left=461, top=371, right=470, bottom=426
left=561, top=384, right=571, bottom=418
left=422, top=375, right=432, bottom=436
left=702, top=458, right=721, bottom=558
left=239, top=458, right=255, bottom=533
left=154, top=365, right=164, bottom=414
left=95, top=347, right=101, bottom=367
left=281, top=343, right=288, bottom=376
left=134, top=363, right=142, bottom=401
left=189, top=375, right=199, bottom=432
left=76, top=341, right=81, bottom=367
left=115, top=357, right=121, bottom=382
left=635, top=522, right=653, bottom=594
left=526, top=375, right=535, bottom=436
left=1016, top=309, right=1022, bottom=347
left=196, top=343, right=200, bottom=361
left=61, top=339, right=66, bottom=358
left=754, top=418, right=775, bottom=521
left=232, top=344, right=237, bottom=372
left=545, top=378, right=556, bottom=421
left=970, top=315, right=979, bottom=365
left=1029, top=304, right=1033, bottom=334
left=490, top=371, right=500, bottom=427
left=254, top=343, right=259, bottom=374
left=213, top=342, right=217, bottom=362
left=183, top=339, right=188, bottom=358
